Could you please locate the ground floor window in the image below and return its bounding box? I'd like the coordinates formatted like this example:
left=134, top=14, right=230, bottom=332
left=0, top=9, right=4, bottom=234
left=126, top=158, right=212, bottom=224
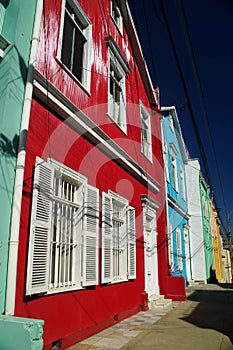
left=101, top=190, right=136, bottom=283
left=176, top=227, right=183, bottom=271
left=26, top=157, right=99, bottom=295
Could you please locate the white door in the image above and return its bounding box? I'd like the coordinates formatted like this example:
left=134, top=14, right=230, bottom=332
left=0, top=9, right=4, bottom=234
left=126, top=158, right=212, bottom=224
left=144, top=208, right=160, bottom=296
left=184, top=226, right=192, bottom=282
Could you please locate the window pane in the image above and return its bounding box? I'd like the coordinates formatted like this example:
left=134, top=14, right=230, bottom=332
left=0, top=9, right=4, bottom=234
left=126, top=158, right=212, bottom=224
left=115, top=84, right=121, bottom=103
left=61, top=13, right=74, bottom=71
left=110, top=75, right=114, bottom=96
left=50, top=174, right=82, bottom=289
left=73, top=27, right=86, bottom=81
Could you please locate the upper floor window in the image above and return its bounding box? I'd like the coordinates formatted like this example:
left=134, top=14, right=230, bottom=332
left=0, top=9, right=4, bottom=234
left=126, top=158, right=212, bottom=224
left=169, top=113, right=174, bottom=132
left=140, top=102, right=152, bottom=162
left=58, top=0, right=92, bottom=92
left=110, top=0, right=123, bottom=34
left=201, top=192, right=208, bottom=218
left=163, top=140, right=170, bottom=182
left=101, top=190, right=136, bottom=283
left=180, top=167, right=186, bottom=200
left=170, top=143, right=178, bottom=191
left=204, top=198, right=209, bottom=219
left=106, top=36, right=130, bottom=133
left=26, top=157, right=99, bottom=295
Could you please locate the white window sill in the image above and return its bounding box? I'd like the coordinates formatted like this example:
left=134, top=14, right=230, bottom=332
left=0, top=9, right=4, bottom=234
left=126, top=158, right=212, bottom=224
left=109, top=277, right=128, bottom=285
left=55, top=57, right=91, bottom=96
left=141, top=150, right=153, bottom=164
left=107, top=112, right=127, bottom=135
left=110, top=16, right=123, bottom=36
left=48, top=284, right=84, bottom=294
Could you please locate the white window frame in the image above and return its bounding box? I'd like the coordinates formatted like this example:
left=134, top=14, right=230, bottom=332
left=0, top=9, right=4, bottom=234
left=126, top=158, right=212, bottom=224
left=57, top=0, right=92, bottom=93
left=140, top=101, right=152, bottom=162
left=201, top=192, right=208, bottom=219
left=110, top=0, right=123, bottom=34
left=168, top=223, right=174, bottom=272
left=26, top=157, right=99, bottom=295
left=205, top=198, right=209, bottom=219
left=176, top=227, right=183, bottom=271
left=169, top=113, right=174, bottom=132
left=180, top=167, right=186, bottom=200
left=163, top=140, right=170, bottom=182
left=106, top=36, right=130, bottom=134
left=101, top=190, right=136, bottom=283
left=170, top=143, right=178, bottom=191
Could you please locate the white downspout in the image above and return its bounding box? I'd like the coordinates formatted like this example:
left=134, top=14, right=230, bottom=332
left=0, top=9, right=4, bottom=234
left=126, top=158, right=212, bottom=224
left=5, top=0, right=43, bottom=315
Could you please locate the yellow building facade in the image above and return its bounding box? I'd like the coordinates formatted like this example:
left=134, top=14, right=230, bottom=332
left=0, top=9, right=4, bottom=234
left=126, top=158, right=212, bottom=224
left=223, top=248, right=232, bottom=283
left=210, top=202, right=224, bottom=283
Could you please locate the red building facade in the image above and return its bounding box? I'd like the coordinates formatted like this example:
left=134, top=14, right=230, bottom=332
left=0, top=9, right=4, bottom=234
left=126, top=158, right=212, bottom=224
left=14, top=1, right=169, bottom=348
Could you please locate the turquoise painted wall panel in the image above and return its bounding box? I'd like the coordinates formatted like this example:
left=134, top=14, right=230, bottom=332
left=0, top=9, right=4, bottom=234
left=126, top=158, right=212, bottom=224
left=162, top=113, right=188, bottom=212
left=0, top=315, right=44, bottom=350
left=162, top=109, right=190, bottom=283
left=168, top=205, right=188, bottom=282
left=199, top=178, right=214, bottom=281
left=0, top=0, right=36, bottom=313
left=0, top=4, right=5, bottom=32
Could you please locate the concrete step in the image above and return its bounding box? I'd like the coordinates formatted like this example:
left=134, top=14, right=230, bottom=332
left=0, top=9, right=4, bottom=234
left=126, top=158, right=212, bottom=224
left=188, top=280, right=206, bottom=286
left=148, top=294, right=173, bottom=312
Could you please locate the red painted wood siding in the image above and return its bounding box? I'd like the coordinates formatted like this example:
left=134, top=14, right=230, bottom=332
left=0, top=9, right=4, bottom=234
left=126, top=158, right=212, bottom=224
left=14, top=0, right=168, bottom=348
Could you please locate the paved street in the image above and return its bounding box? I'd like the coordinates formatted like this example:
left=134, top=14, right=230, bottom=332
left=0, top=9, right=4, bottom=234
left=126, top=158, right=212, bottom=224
left=68, top=284, right=233, bottom=350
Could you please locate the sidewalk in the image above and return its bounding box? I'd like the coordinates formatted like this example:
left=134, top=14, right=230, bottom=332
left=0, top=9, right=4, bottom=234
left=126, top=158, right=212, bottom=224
left=67, top=284, right=233, bottom=350
left=67, top=309, right=170, bottom=350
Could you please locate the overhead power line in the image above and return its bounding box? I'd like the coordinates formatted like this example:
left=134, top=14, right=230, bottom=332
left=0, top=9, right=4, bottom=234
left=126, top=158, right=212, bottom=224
left=177, top=0, right=228, bottom=218
left=157, top=0, right=226, bottom=231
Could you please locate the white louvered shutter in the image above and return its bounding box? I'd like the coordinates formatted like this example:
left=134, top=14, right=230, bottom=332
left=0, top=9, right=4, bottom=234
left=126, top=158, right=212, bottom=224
left=26, top=157, right=54, bottom=295
left=119, top=205, right=127, bottom=279
left=101, top=192, right=113, bottom=283
left=127, top=207, right=136, bottom=279
left=82, top=184, right=99, bottom=286
left=72, top=184, right=84, bottom=286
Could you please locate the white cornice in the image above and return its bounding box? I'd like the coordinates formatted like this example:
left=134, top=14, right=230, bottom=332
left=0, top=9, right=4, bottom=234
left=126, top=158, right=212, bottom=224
left=33, top=69, right=161, bottom=195
left=168, top=193, right=190, bottom=219
left=105, top=36, right=131, bottom=73
left=161, top=106, right=189, bottom=162
left=140, top=194, right=160, bottom=210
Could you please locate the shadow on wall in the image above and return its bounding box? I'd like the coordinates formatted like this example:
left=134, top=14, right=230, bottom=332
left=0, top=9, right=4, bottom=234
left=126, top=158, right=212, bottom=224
left=182, top=288, right=233, bottom=344
left=0, top=133, right=18, bottom=158
left=208, top=266, right=218, bottom=284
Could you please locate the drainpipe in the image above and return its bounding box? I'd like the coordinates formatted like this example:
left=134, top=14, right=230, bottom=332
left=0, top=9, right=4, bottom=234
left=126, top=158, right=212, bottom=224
left=5, top=0, right=43, bottom=315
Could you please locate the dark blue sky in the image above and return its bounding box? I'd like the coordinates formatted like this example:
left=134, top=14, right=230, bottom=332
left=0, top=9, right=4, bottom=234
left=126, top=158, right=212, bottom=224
left=128, top=0, right=233, bottom=235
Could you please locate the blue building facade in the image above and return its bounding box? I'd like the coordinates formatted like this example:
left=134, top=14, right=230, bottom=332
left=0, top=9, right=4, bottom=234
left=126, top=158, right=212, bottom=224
left=161, top=106, right=191, bottom=284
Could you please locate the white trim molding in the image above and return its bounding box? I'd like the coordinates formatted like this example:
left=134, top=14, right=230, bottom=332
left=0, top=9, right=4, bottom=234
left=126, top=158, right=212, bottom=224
left=140, top=194, right=160, bottom=211
left=33, top=69, right=161, bottom=195
left=105, top=36, right=131, bottom=74
left=168, top=193, right=190, bottom=220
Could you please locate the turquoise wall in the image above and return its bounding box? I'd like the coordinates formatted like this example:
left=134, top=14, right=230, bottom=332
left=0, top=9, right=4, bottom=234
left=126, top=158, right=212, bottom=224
left=199, top=177, right=214, bottom=281
left=162, top=110, right=190, bottom=283
left=0, top=0, right=36, bottom=313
